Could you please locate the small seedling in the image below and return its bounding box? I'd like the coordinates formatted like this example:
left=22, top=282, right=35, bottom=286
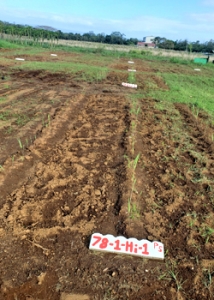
left=17, top=138, right=23, bottom=149
left=127, top=198, right=140, bottom=219
left=17, top=138, right=24, bottom=155
left=48, top=114, right=51, bottom=126
left=11, top=155, right=15, bottom=165
left=168, top=270, right=185, bottom=291
left=133, top=154, right=140, bottom=170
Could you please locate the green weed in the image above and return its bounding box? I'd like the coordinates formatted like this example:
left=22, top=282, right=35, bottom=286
left=168, top=269, right=185, bottom=291
left=5, top=126, right=13, bottom=134
left=202, top=269, right=213, bottom=290
left=201, top=226, right=214, bottom=243
left=0, top=111, right=10, bottom=120
left=191, top=103, right=200, bottom=118
left=16, top=114, right=30, bottom=126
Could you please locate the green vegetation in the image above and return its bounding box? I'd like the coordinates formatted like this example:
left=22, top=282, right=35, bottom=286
left=148, top=69, right=214, bottom=119
left=128, top=71, right=136, bottom=84
left=0, top=97, right=7, bottom=103
left=201, top=226, right=214, bottom=243
left=0, top=111, right=10, bottom=121
left=15, top=60, right=109, bottom=82
left=0, top=111, right=31, bottom=127
left=0, top=39, right=20, bottom=49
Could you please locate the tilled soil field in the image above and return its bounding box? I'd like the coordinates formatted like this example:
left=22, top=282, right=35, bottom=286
left=0, top=51, right=214, bottom=300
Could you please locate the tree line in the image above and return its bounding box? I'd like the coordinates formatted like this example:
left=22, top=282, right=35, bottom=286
left=0, top=20, right=213, bottom=52
left=153, top=37, right=214, bottom=53
left=0, top=21, right=138, bottom=46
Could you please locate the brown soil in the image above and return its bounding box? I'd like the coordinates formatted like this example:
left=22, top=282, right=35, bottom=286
left=0, top=50, right=214, bottom=300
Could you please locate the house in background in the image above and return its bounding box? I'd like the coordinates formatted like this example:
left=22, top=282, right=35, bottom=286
left=137, top=36, right=156, bottom=48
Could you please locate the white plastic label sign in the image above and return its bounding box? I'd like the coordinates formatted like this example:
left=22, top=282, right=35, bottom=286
left=15, top=58, right=25, bottom=61
left=89, top=233, right=164, bottom=260
left=128, top=69, right=136, bottom=72
left=128, top=61, right=134, bottom=64
left=122, top=82, right=137, bottom=89
left=51, top=54, right=57, bottom=56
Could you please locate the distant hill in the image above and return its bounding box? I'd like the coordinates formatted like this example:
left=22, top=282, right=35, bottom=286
left=35, top=26, right=58, bottom=32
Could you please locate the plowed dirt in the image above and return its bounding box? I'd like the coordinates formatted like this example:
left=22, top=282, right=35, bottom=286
left=0, top=50, right=214, bottom=300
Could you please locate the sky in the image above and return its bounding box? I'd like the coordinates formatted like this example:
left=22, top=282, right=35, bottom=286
left=0, top=0, right=214, bottom=42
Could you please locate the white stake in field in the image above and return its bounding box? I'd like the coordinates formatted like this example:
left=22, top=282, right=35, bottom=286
left=122, top=82, right=137, bottom=89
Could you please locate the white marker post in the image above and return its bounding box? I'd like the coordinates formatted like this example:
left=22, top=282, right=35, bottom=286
left=128, top=69, right=136, bottom=72
left=15, top=58, right=25, bottom=61
left=51, top=54, right=57, bottom=57
left=122, top=82, right=137, bottom=89
left=89, top=233, right=164, bottom=260
left=128, top=61, right=134, bottom=64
